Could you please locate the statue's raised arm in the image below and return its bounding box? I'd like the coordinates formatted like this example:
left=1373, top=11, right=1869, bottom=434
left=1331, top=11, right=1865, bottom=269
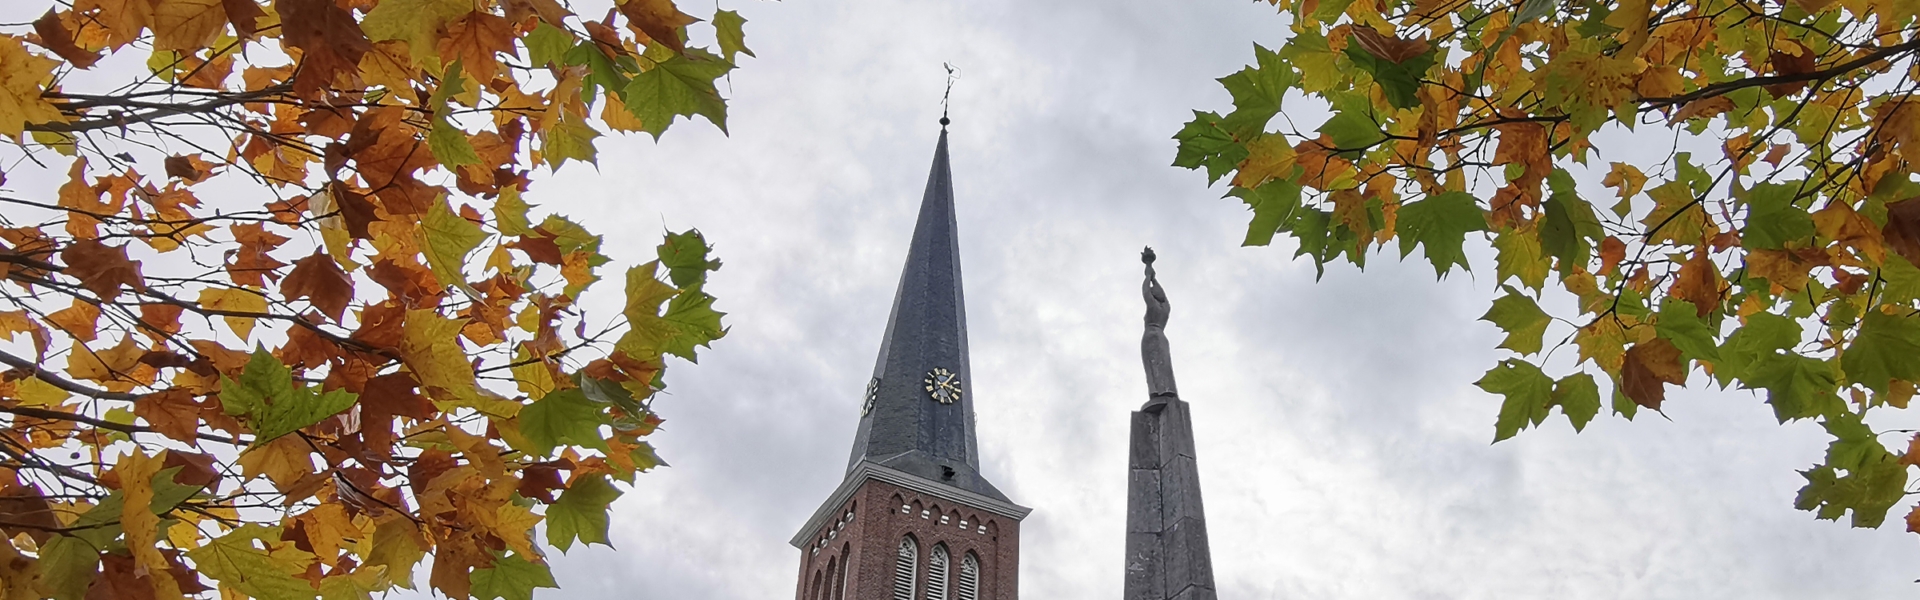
left=1140, top=247, right=1177, bottom=401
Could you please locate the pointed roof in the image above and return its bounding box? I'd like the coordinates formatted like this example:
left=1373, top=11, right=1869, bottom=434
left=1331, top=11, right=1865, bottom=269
left=842, top=129, right=1007, bottom=502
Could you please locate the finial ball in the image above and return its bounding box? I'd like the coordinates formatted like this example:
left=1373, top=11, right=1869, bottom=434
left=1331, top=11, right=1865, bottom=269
left=939, top=116, right=950, bottom=126
left=1141, top=246, right=1156, bottom=264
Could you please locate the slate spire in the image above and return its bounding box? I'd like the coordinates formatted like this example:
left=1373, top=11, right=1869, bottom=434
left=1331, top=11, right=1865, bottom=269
left=844, top=129, right=1007, bottom=501
left=1125, top=250, right=1217, bottom=600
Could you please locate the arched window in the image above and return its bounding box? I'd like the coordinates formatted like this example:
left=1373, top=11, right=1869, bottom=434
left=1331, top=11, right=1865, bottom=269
left=957, top=552, right=980, bottom=600
left=810, top=568, right=823, bottom=600
left=832, top=544, right=850, bottom=600
left=925, top=544, right=950, bottom=600
left=893, top=536, right=918, bottom=600
left=822, top=558, right=837, bottom=600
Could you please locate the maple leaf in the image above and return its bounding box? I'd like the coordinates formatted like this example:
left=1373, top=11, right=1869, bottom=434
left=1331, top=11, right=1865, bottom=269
left=1477, top=358, right=1552, bottom=442
left=186, top=525, right=317, bottom=600
left=60, top=240, right=146, bottom=299
left=1883, top=198, right=1920, bottom=269
left=0, top=36, right=65, bottom=136
left=34, top=10, right=103, bottom=68
left=281, top=251, right=354, bottom=322
left=545, top=473, right=620, bottom=551
left=150, top=0, right=226, bottom=51
left=360, top=0, right=472, bottom=66
left=1395, top=191, right=1486, bottom=277
left=219, top=349, right=359, bottom=445
left=1481, top=287, right=1550, bottom=355
left=1620, top=338, right=1685, bottom=410
left=469, top=551, right=557, bottom=600
left=1841, top=311, right=1920, bottom=395
left=616, top=0, right=698, bottom=54
left=713, top=9, right=753, bottom=62
left=198, top=287, right=268, bottom=339
left=619, top=49, right=732, bottom=139
left=518, top=389, right=610, bottom=457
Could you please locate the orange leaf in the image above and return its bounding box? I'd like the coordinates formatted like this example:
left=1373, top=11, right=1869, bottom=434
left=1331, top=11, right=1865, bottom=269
left=1813, top=200, right=1886, bottom=265
left=1349, top=26, right=1430, bottom=63
left=33, top=9, right=103, bottom=67
left=1883, top=197, right=1920, bottom=268
left=137, top=389, right=203, bottom=443
left=47, top=298, right=101, bottom=342
left=438, top=11, right=514, bottom=83
left=1671, top=246, right=1721, bottom=316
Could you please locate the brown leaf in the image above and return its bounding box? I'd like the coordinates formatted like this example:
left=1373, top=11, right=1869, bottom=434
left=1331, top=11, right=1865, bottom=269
left=1671, top=245, right=1721, bottom=316
left=226, top=223, right=290, bottom=287
left=408, top=449, right=456, bottom=499
left=61, top=240, right=145, bottom=299
left=162, top=154, right=217, bottom=183
left=276, top=0, right=371, bottom=98
left=1621, top=338, right=1685, bottom=410
left=88, top=552, right=158, bottom=600
left=47, top=299, right=102, bottom=342
left=162, top=450, right=219, bottom=487
left=368, top=259, right=438, bottom=306
left=1883, top=197, right=1920, bottom=268
left=220, top=0, right=265, bottom=38
left=1597, top=236, right=1627, bottom=276
left=506, top=0, right=571, bottom=26
left=279, top=319, right=341, bottom=370
left=138, top=303, right=185, bottom=343
left=1349, top=26, right=1430, bottom=63
left=508, top=234, right=565, bottom=265
left=350, top=301, right=407, bottom=350
left=517, top=464, right=565, bottom=503
left=0, top=483, right=60, bottom=543
left=616, top=0, right=697, bottom=54
left=359, top=372, right=432, bottom=459
left=283, top=252, right=355, bottom=322
left=34, top=10, right=102, bottom=67
left=327, top=182, right=379, bottom=239
left=1765, top=41, right=1817, bottom=97
left=136, top=389, right=202, bottom=443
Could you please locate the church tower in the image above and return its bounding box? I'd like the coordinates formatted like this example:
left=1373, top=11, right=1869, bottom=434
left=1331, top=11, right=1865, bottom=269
left=791, top=126, right=1030, bottom=600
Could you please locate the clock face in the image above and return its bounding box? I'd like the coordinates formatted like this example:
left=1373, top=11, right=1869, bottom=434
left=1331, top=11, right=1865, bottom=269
left=923, top=367, right=962, bottom=405
left=861, top=377, right=879, bottom=416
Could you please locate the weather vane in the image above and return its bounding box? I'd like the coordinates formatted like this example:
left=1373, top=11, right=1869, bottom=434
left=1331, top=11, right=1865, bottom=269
left=940, top=62, right=960, bottom=127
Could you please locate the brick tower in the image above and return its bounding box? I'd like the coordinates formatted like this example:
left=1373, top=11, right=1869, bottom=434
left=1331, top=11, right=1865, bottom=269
left=790, top=126, right=1029, bottom=600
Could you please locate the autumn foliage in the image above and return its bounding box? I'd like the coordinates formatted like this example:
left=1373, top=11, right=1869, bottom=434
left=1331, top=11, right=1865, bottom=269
left=1176, top=1, right=1920, bottom=537
left=0, top=0, right=743, bottom=598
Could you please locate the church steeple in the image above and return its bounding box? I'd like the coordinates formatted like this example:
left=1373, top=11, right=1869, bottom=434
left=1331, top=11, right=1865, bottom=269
left=842, top=129, right=1006, bottom=501
left=790, top=126, right=1027, bottom=600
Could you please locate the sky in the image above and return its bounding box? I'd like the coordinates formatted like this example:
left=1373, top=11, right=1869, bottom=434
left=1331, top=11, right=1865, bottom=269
left=2, top=0, right=1916, bottom=597
left=488, top=0, right=1920, bottom=598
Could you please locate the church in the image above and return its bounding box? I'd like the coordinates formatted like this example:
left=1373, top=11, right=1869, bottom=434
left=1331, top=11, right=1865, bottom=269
left=786, top=123, right=1218, bottom=600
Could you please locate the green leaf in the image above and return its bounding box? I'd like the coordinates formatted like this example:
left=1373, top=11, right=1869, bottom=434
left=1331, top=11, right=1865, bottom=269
left=1541, top=169, right=1603, bottom=273
left=621, top=49, right=733, bottom=139
left=494, top=186, right=534, bottom=237
left=658, top=229, right=721, bottom=288
left=1395, top=191, right=1487, bottom=276
left=1227, top=181, right=1303, bottom=247
left=525, top=22, right=574, bottom=67
left=1493, top=227, right=1549, bottom=290
left=1217, top=44, right=1295, bottom=138
left=1343, top=41, right=1437, bottom=109
left=541, top=112, right=601, bottom=170
left=187, top=525, right=318, bottom=600
left=713, top=9, right=754, bottom=62
left=1742, top=183, right=1816, bottom=249
left=470, top=552, right=558, bottom=600
left=1171, top=112, right=1246, bottom=183
left=220, top=350, right=359, bottom=445
left=421, top=195, right=490, bottom=288
left=37, top=535, right=100, bottom=600
left=1746, top=352, right=1841, bottom=422
left=1841, top=311, right=1920, bottom=394
left=366, top=517, right=425, bottom=589
left=1480, top=287, right=1550, bottom=355
left=1477, top=359, right=1553, bottom=442
left=546, top=474, right=621, bottom=552
left=428, top=118, right=481, bottom=167
left=1551, top=372, right=1602, bottom=432
left=1795, top=415, right=1907, bottom=528
left=566, top=42, right=632, bottom=104
left=1320, top=93, right=1386, bottom=153
left=1879, top=257, right=1920, bottom=303
left=1715, top=311, right=1800, bottom=385
left=657, top=283, right=727, bottom=361
left=537, top=215, right=603, bottom=255
left=359, top=0, right=470, bottom=65
left=518, top=389, right=610, bottom=457
left=1653, top=299, right=1721, bottom=362
left=1610, top=377, right=1638, bottom=419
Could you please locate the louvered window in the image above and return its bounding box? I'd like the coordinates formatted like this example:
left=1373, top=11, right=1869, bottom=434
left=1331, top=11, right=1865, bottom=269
left=893, top=537, right=918, bottom=600
left=925, top=544, right=950, bottom=600
left=957, top=553, right=979, bottom=600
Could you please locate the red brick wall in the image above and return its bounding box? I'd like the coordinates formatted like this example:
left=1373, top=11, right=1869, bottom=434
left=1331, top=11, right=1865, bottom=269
left=795, top=479, right=1020, bottom=600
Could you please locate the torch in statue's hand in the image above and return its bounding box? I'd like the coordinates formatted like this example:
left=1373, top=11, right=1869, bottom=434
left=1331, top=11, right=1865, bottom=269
left=1142, top=246, right=1157, bottom=278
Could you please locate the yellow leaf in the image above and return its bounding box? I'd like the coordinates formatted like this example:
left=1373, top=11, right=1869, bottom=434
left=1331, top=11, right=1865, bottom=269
left=1814, top=200, right=1886, bottom=265
left=299, top=503, right=360, bottom=567
left=198, top=287, right=268, bottom=340
left=0, top=310, right=34, bottom=341
left=510, top=348, right=556, bottom=398
left=401, top=310, right=516, bottom=416
left=1231, top=135, right=1299, bottom=189
left=236, top=434, right=313, bottom=489
left=489, top=503, right=543, bottom=558
left=8, top=377, right=69, bottom=406
left=0, top=36, right=67, bottom=137
left=421, top=195, right=489, bottom=289
left=150, top=0, right=226, bottom=51
left=601, top=92, right=647, bottom=133
left=118, top=450, right=186, bottom=600
left=1606, top=0, right=1653, bottom=57
left=66, top=337, right=145, bottom=386
left=46, top=299, right=101, bottom=342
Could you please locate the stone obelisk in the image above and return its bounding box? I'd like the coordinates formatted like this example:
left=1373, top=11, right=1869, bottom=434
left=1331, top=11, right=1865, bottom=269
left=1123, top=248, right=1216, bottom=600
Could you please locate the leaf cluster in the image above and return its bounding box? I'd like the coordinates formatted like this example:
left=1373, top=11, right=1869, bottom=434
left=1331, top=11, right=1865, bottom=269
left=0, top=0, right=744, bottom=598
left=1176, top=0, right=1920, bottom=536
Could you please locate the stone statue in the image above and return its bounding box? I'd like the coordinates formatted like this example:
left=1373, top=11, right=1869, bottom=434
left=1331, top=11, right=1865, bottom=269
left=1140, top=247, right=1177, bottom=402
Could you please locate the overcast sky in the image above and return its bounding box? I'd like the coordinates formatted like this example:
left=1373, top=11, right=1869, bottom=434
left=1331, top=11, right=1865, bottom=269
left=5, top=0, right=1915, bottom=596
left=475, top=0, right=1920, bottom=598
